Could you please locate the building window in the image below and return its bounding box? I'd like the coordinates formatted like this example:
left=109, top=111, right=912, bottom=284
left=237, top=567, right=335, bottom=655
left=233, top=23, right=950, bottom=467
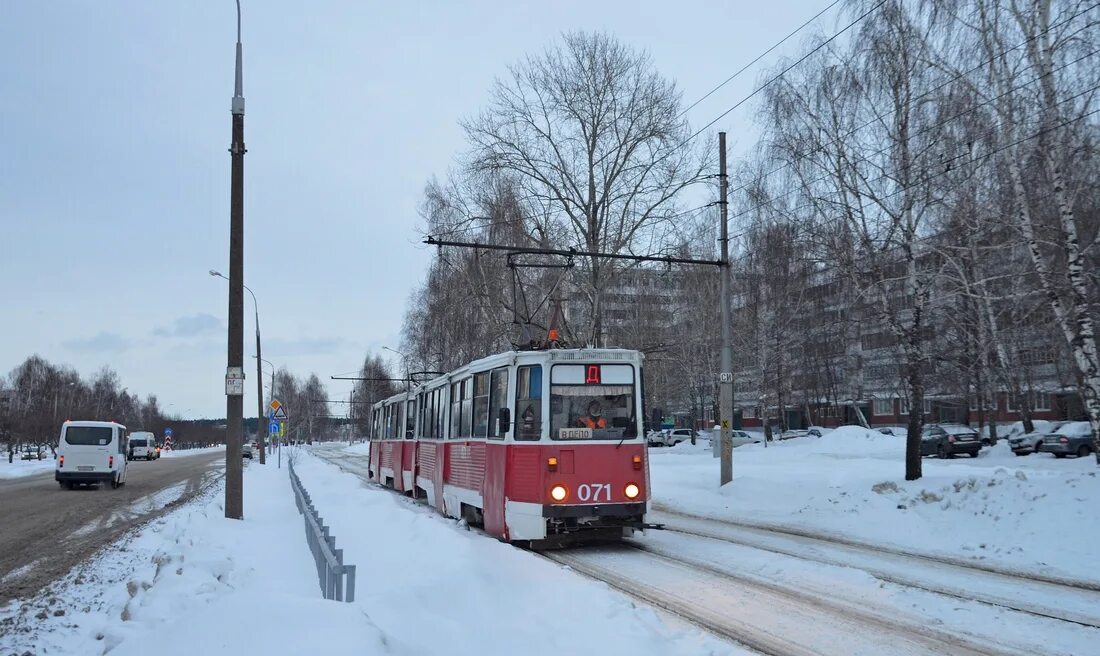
left=1006, top=394, right=1017, bottom=413
left=1033, top=392, right=1050, bottom=411
left=922, top=399, right=932, bottom=415
left=742, top=406, right=756, bottom=419
left=899, top=397, right=909, bottom=415
left=873, top=398, right=893, bottom=416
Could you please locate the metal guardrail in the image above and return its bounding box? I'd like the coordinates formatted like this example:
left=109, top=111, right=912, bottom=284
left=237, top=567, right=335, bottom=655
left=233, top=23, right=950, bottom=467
left=288, top=458, right=356, bottom=602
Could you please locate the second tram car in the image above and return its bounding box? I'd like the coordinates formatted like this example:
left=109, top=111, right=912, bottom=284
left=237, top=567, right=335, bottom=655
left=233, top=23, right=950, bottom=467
left=368, top=348, right=649, bottom=546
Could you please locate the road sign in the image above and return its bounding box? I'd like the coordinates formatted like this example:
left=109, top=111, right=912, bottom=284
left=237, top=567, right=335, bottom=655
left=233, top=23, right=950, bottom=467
left=277, top=421, right=287, bottom=437
left=269, top=399, right=282, bottom=412
left=164, top=427, right=173, bottom=437
left=271, top=406, right=288, bottom=421
left=225, top=367, right=245, bottom=396
left=269, top=420, right=280, bottom=435
left=718, top=372, right=733, bottom=383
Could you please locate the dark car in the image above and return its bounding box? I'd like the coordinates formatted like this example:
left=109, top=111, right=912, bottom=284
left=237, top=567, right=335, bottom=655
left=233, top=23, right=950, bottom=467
left=920, top=424, right=981, bottom=458
left=1039, top=422, right=1095, bottom=458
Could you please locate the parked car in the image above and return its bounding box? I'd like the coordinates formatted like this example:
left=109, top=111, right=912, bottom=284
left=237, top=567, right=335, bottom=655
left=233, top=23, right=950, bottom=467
left=920, top=424, right=982, bottom=458
left=778, top=429, right=809, bottom=440
left=877, top=426, right=904, bottom=436
left=646, top=430, right=667, bottom=447
left=1008, top=425, right=1057, bottom=456
left=805, top=426, right=826, bottom=438
left=242, top=442, right=254, bottom=459
left=1039, top=422, right=1095, bottom=458
left=730, top=430, right=762, bottom=447
left=664, top=428, right=696, bottom=447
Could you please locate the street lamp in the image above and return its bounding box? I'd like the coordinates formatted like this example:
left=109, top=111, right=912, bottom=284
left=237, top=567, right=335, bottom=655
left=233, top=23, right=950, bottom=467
left=382, top=345, right=411, bottom=386
left=211, top=269, right=266, bottom=464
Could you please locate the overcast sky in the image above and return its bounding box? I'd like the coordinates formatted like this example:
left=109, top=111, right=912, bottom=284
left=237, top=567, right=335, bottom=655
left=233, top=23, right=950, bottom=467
left=0, top=0, right=842, bottom=419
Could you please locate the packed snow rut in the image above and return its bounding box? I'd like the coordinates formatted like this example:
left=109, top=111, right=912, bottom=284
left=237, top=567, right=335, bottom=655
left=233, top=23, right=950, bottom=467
left=543, top=544, right=1017, bottom=656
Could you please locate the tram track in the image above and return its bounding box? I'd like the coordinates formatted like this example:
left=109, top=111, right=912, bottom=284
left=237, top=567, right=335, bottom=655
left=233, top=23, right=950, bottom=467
left=542, top=544, right=1025, bottom=656
left=648, top=509, right=1100, bottom=630
left=651, top=504, right=1100, bottom=593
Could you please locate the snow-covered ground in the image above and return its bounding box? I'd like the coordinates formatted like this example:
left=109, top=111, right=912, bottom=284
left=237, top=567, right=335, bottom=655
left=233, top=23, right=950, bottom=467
left=0, top=454, right=56, bottom=479
left=290, top=452, right=739, bottom=655
left=650, top=426, right=1100, bottom=584
left=0, top=460, right=384, bottom=656
left=2, top=450, right=737, bottom=656
left=159, top=445, right=225, bottom=459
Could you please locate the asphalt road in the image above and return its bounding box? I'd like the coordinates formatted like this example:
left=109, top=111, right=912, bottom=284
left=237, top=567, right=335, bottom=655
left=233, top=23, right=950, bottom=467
left=0, top=451, right=225, bottom=606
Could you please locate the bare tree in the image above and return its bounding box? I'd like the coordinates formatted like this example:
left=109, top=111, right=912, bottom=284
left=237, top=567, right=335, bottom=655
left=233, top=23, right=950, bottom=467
left=463, top=31, right=710, bottom=344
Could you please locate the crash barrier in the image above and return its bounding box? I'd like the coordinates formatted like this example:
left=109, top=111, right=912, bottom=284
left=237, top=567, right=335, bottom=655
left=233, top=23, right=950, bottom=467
left=288, top=458, right=356, bottom=602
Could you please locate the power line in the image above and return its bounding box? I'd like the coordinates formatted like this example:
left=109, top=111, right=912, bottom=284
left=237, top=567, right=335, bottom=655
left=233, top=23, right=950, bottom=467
left=727, top=106, right=1100, bottom=254
left=725, top=6, right=1100, bottom=202
left=678, top=0, right=843, bottom=119
left=682, top=0, right=888, bottom=148
left=727, top=80, right=1100, bottom=226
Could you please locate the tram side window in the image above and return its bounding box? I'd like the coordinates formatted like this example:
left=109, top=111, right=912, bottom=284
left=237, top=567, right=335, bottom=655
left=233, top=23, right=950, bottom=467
left=460, top=378, right=473, bottom=437
left=473, top=372, right=490, bottom=437
left=405, top=400, right=415, bottom=439
left=515, top=365, right=542, bottom=441
left=435, top=388, right=447, bottom=439
left=427, top=391, right=436, bottom=439
left=417, top=393, right=428, bottom=438
left=450, top=382, right=462, bottom=438
left=488, top=367, right=509, bottom=439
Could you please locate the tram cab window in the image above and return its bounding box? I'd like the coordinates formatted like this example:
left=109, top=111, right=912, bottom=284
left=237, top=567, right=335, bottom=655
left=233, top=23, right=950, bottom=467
left=549, top=364, right=638, bottom=441
left=515, top=365, right=542, bottom=441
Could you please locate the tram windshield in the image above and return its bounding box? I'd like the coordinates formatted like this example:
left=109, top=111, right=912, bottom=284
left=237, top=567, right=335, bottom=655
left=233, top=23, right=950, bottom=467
left=549, top=364, right=638, bottom=441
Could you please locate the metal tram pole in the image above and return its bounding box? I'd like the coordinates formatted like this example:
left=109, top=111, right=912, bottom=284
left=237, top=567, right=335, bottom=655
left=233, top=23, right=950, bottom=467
left=223, top=0, right=247, bottom=519
left=718, top=132, right=734, bottom=486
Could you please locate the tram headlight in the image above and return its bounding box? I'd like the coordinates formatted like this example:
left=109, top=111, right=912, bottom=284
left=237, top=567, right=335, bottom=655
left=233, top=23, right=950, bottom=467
left=550, top=484, right=568, bottom=502
left=624, top=483, right=640, bottom=500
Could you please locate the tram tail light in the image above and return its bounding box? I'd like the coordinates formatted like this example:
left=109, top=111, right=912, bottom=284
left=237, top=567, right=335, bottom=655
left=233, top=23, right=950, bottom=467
left=550, top=484, right=568, bottom=502
left=547, top=456, right=558, bottom=472
left=632, top=455, right=642, bottom=470
left=624, top=483, right=640, bottom=500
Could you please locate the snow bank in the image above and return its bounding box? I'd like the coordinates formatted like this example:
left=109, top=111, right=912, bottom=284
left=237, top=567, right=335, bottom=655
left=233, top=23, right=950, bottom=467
left=650, top=430, right=1100, bottom=583
left=0, top=455, right=56, bottom=479
left=291, top=453, right=739, bottom=656
left=0, top=461, right=387, bottom=656
left=159, top=445, right=225, bottom=458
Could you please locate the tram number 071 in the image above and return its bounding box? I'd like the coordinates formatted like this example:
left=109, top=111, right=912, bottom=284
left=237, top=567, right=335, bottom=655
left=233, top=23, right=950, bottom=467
left=576, top=483, right=611, bottom=502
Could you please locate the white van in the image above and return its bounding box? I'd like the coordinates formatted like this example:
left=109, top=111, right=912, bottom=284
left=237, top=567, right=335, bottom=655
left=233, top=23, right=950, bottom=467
left=128, top=431, right=158, bottom=460
left=55, top=421, right=129, bottom=489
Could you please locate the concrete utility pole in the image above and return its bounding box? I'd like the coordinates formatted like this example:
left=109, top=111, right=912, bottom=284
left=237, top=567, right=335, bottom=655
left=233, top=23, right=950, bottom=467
left=224, top=0, right=247, bottom=520
left=719, top=132, right=734, bottom=486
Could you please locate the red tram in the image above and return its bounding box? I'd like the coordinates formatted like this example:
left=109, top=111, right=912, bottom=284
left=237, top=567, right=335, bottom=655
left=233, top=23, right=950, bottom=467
left=368, top=348, right=649, bottom=546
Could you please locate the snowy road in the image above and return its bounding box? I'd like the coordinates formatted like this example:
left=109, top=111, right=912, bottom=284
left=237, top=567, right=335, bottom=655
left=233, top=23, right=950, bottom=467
left=0, top=451, right=224, bottom=606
